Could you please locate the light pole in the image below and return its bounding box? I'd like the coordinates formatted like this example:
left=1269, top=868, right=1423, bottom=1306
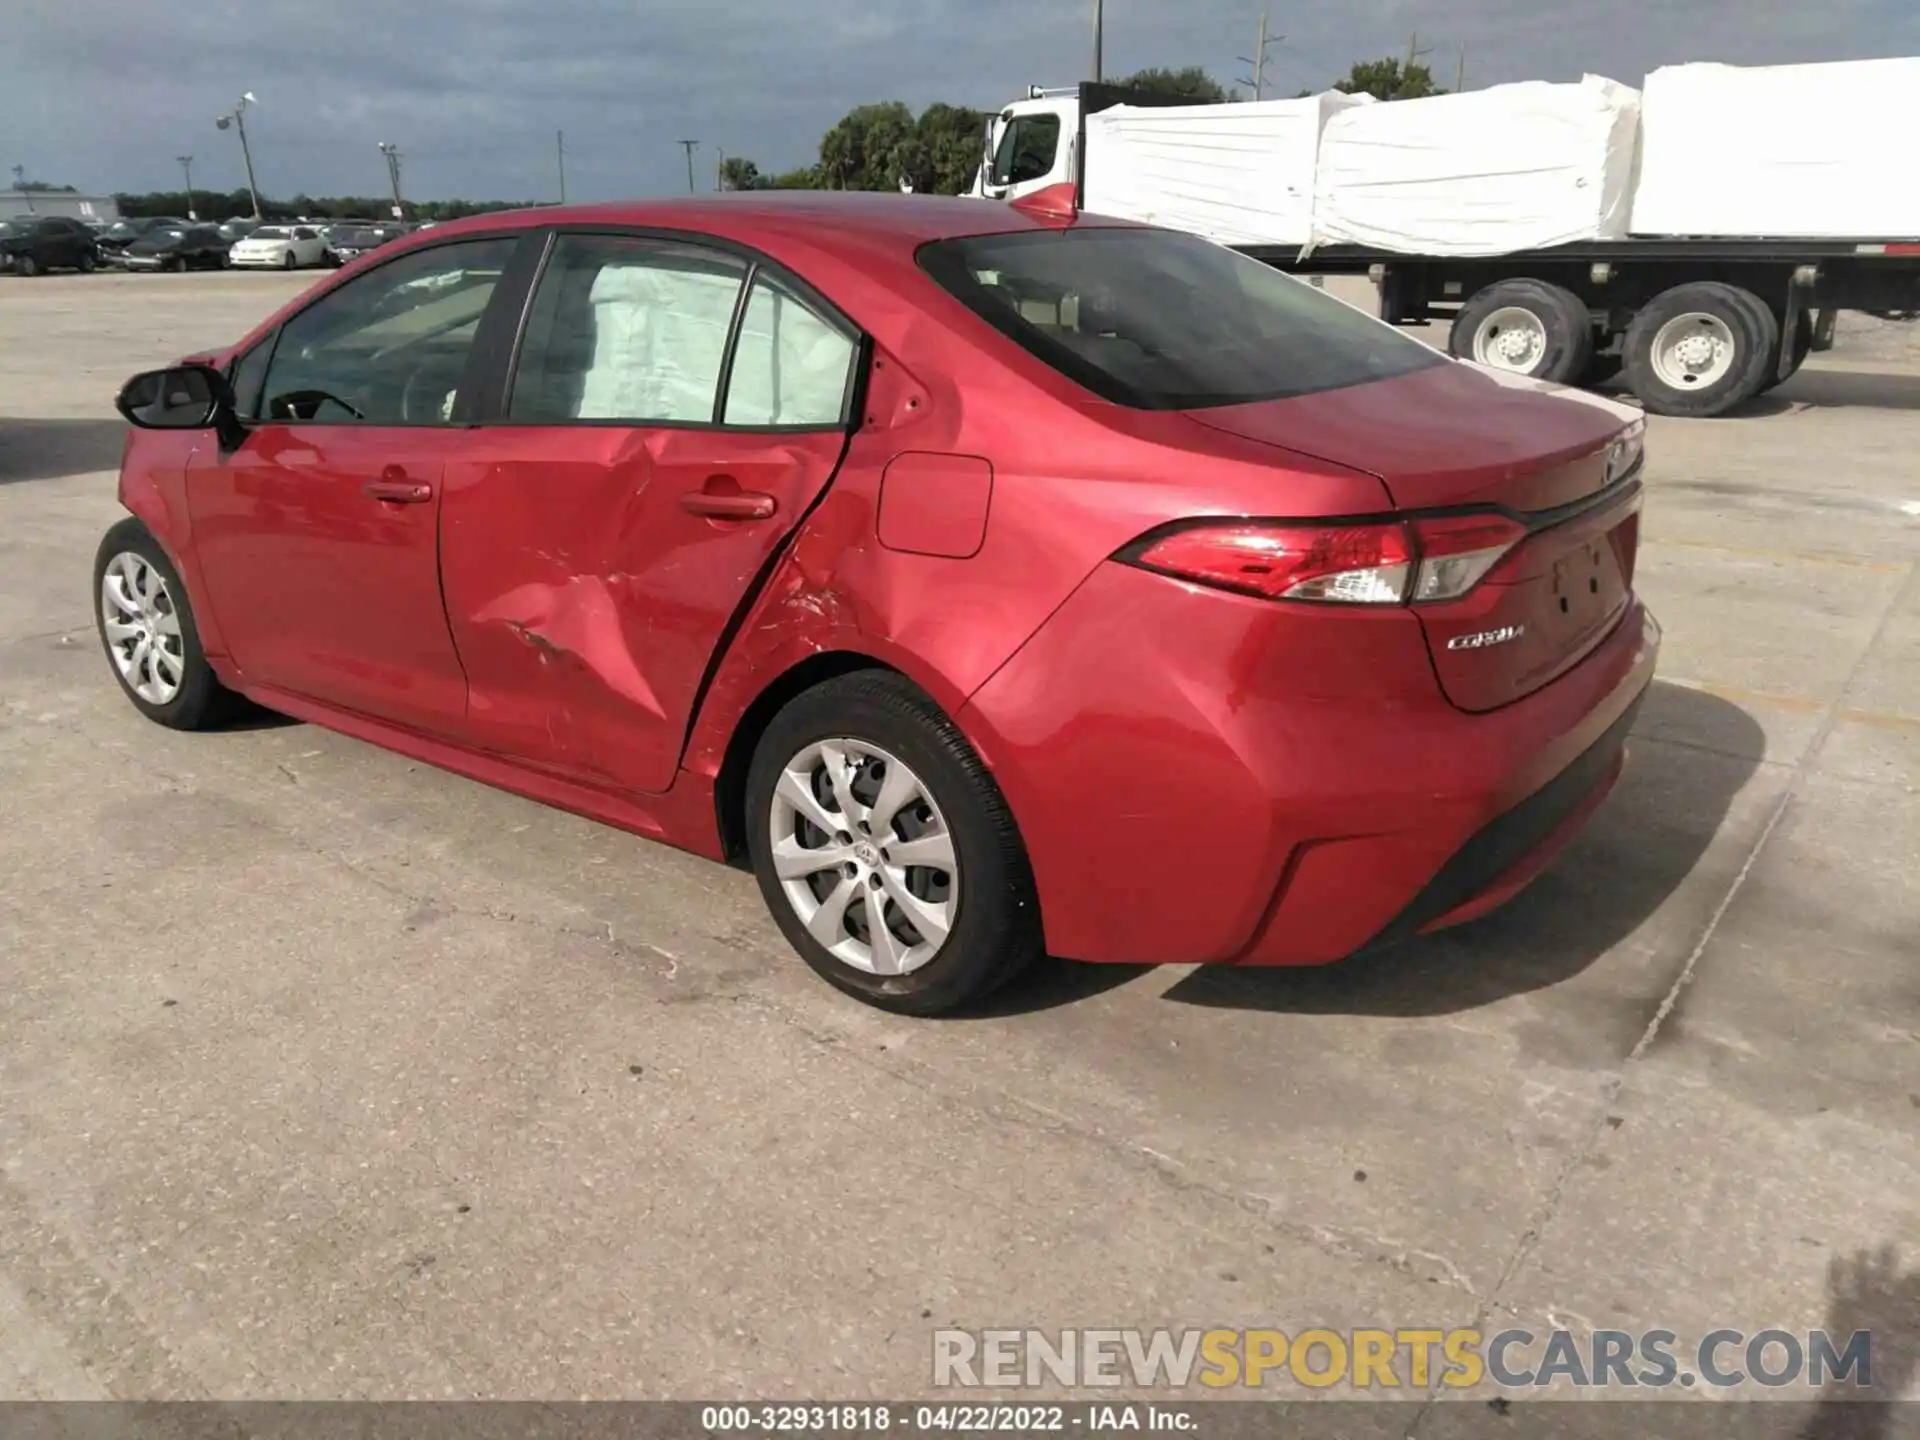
left=1091, top=0, right=1103, bottom=83
left=676, top=139, right=698, bottom=194
left=378, top=141, right=404, bottom=219
left=177, top=155, right=196, bottom=219
left=215, top=93, right=262, bottom=219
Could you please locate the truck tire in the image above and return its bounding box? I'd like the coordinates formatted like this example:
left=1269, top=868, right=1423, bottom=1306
left=1450, top=280, right=1594, bottom=385
left=1623, top=282, right=1778, bottom=418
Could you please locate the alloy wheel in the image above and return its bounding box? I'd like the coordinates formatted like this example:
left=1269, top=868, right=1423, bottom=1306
left=100, top=551, right=186, bottom=705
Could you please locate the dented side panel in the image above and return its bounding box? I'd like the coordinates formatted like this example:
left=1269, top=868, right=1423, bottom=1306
left=439, top=423, right=848, bottom=796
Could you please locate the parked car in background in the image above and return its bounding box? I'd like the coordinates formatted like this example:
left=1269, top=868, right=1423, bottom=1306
left=217, top=218, right=260, bottom=244
left=325, top=223, right=412, bottom=265
left=0, top=215, right=101, bottom=275
left=320, top=220, right=382, bottom=265
left=95, top=195, right=1656, bottom=1016
left=228, top=224, right=328, bottom=269
left=97, top=217, right=190, bottom=264
left=121, top=224, right=234, bottom=272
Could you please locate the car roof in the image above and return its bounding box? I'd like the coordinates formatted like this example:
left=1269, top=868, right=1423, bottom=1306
left=417, top=192, right=1093, bottom=252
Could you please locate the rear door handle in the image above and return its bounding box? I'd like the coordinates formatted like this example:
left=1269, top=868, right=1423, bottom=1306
left=680, top=477, right=777, bottom=520
left=364, top=473, right=433, bottom=504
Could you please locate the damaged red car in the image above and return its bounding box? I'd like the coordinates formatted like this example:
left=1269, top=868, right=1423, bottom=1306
left=99, top=193, right=1658, bottom=1014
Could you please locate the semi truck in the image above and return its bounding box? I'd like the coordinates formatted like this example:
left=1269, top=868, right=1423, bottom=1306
left=970, top=82, right=1920, bottom=419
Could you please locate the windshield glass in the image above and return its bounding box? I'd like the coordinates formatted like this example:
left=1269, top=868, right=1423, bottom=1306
left=0, top=221, right=19, bottom=239
left=106, top=222, right=142, bottom=238
left=917, top=227, right=1445, bottom=410
left=251, top=226, right=291, bottom=239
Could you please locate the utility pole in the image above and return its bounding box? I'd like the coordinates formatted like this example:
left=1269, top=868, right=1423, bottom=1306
left=1455, top=43, right=1467, bottom=92
left=1404, top=30, right=1433, bottom=94
left=177, top=155, right=195, bottom=218
left=1237, top=13, right=1283, bottom=100
left=215, top=93, right=262, bottom=218
left=676, top=139, right=698, bottom=194
left=556, top=129, right=566, bottom=204
left=716, top=147, right=725, bottom=191
left=378, top=141, right=404, bottom=219
left=11, top=163, right=33, bottom=213
left=1090, top=0, right=1103, bottom=83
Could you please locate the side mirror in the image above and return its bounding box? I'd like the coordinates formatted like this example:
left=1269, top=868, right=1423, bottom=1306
left=115, top=364, right=232, bottom=431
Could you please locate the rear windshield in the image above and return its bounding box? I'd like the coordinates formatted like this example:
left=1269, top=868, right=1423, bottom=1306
left=917, top=227, right=1444, bottom=410
left=252, top=227, right=291, bottom=239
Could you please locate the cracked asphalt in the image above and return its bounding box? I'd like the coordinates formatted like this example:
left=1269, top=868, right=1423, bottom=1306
left=0, top=271, right=1916, bottom=1412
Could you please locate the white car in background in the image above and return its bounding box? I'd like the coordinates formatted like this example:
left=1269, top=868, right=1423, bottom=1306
left=227, top=224, right=328, bottom=270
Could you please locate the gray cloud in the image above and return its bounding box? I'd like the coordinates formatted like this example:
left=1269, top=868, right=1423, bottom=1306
left=7, top=0, right=1918, bottom=202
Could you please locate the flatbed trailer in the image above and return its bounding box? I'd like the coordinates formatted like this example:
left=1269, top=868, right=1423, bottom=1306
left=1243, top=237, right=1920, bottom=417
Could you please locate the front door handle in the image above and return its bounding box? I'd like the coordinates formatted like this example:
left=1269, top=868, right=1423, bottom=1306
left=364, top=470, right=433, bottom=504
left=680, top=476, right=777, bottom=521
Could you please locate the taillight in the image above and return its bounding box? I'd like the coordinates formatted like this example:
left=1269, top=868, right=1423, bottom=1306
left=1123, top=514, right=1526, bottom=606
left=1406, top=514, right=1527, bottom=602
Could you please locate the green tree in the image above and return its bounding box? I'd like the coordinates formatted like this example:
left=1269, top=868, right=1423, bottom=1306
left=1110, top=66, right=1234, bottom=103
left=913, top=102, right=989, bottom=194
left=1334, top=57, right=1445, bottom=101
left=818, top=101, right=917, bottom=189
left=759, top=166, right=824, bottom=190
left=718, top=156, right=761, bottom=191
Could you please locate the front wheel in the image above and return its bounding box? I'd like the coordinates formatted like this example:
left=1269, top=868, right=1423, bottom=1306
left=745, top=671, right=1044, bottom=1015
left=17, top=254, right=39, bottom=278
left=93, top=518, right=241, bottom=730
left=281, top=251, right=295, bottom=270
left=78, top=250, right=96, bottom=273
left=1449, top=279, right=1594, bottom=385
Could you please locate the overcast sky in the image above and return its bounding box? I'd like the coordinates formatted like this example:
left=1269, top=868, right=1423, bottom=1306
left=7, top=0, right=1918, bottom=203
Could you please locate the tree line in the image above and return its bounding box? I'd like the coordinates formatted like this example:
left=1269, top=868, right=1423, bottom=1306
left=33, top=55, right=1445, bottom=216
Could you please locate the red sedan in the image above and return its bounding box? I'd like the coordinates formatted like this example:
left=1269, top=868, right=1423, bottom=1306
left=99, top=194, right=1658, bottom=1014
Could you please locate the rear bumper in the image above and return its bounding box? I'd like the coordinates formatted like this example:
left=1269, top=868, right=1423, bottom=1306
left=960, top=562, right=1660, bottom=967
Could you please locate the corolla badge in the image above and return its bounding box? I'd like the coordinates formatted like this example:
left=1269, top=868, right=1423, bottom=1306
left=1447, top=624, right=1527, bottom=651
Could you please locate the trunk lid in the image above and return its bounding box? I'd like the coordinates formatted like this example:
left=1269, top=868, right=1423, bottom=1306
left=1186, top=359, right=1644, bottom=711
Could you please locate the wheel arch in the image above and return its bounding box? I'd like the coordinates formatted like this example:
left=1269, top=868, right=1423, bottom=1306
left=712, top=650, right=919, bottom=864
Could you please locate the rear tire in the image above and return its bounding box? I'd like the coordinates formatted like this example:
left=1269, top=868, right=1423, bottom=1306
left=745, top=671, right=1044, bottom=1016
left=78, top=250, right=96, bottom=273
left=1622, top=282, right=1777, bottom=418
left=17, top=254, right=39, bottom=278
left=1450, top=279, right=1594, bottom=385
left=93, top=518, right=242, bottom=731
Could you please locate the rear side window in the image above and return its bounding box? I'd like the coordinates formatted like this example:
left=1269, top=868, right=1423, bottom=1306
left=918, top=227, right=1444, bottom=410
left=723, top=273, right=859, bottom=428
left=510, top=235, right=747, bottom=424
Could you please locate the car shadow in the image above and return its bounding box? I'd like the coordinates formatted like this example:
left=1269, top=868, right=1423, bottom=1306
left=0, top=417, right=127, bottom=484
left=986, top=681, right=1764, bottom=1019
left=1797, top=1243, right=1920, bottom=1437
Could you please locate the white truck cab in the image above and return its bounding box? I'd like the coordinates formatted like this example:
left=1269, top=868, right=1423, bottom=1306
left=969, top=88, right=1083, bottom=201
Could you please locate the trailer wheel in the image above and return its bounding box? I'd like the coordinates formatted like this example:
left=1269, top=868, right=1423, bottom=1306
left=1450, top=280, right=1593, bottom=385
left=1623, top=282, right=1778, bottom=418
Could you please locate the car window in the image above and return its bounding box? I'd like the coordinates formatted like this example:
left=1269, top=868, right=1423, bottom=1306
left=508, top=234, right=747, bottom=424
left=722, top=272, right=858, bottom=428
left=293, top=227, right=318, bottom=240
left=258, top=237, right=515, bottom=425
left=252, top=227, right=289, bottom=239
left=918, top=226, right=1445, bottom=410
left=990, top=114, right=1061, bottom=187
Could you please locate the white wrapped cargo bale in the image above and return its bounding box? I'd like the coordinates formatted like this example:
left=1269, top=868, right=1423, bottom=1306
left=1082, top=93, right=1371, bottom=247
left=1310, top=76, right=1641, bottom=257
left=1629, top=59, right=1920, bottom=238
